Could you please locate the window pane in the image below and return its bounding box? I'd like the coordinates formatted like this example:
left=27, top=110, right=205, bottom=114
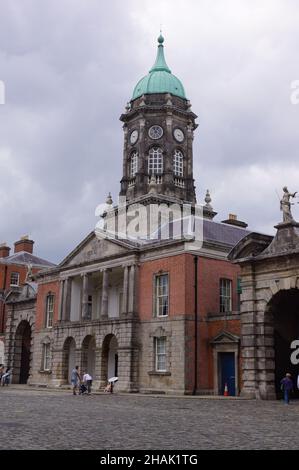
left=148, top=148, right=163, bottom=174
left=155, top=274, right=169, bottom=317
left=155, top=337, right=167, bottom=371
left=10, top=272, right=19, bottom=286
left=46, top=295, right=54, bottom=328
left=130, top=152, right=138, bottom=177
left=173, top=150, right=184, bottom=177
left=43, top=344, right=51, bottom=371
left=220, top=279, right=232, bottom=313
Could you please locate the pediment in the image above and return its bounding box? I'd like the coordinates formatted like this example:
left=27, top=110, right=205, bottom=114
left=210, top=331, right=240, bottom=345
left=60, top=232, right=134, bottom=268
left=229, top=232, right=273, bottom=262
left=5, top=283, right=37, bottom=304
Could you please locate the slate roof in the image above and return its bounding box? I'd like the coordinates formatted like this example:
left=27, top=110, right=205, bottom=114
left=203, top=218, right=250, bottom=247
left=139, top=216, right=251, bottom=249
left=0, top=251, right=55, bottom=268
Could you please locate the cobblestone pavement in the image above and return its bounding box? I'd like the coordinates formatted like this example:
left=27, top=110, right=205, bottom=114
left=1, top=387, right=299, bottom=450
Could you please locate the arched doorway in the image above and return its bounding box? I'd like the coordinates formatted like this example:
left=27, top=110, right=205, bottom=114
left=62, top=337, right=76, bottom=384
left=267, top=288, right=299, bottom=398
left=14, top=320, right=32, bottom=384
left=81, top=336, right=96, bottom=377
left=101, top=334, right=118, bottom=383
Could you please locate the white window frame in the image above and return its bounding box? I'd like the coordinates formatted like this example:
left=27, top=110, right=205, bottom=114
left=155, top=337, right=167, bottom=372
left=148, top=147, right=163, bottom=174
left=10, top=272, right=20, bottom=287
left=43, top=343, right=51, bottom=371
left=130, top=151, right=138, bottom=177
left=220, top=279, right=232, bottom=313
left=45, top=294, right=54, bottom=328
left=173, top=149, right=184, bottom=177
left=155, top=274, right=169, bottom=317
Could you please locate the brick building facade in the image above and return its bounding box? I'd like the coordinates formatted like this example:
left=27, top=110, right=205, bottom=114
left=0, top=237, right=54, bottom=383
left=5, top=35, right=251, bottom=395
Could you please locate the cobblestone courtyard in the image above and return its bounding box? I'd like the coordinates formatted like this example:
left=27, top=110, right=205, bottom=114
left=1, top=387, right=299, bottom=450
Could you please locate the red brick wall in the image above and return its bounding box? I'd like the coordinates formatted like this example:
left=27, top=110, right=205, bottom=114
left=35, top=281, right=60, bottom=331
left=0, top=264, right=40, bottom=291
left=197, top=257, right=241, bottom=391
left=138, top=253, right=242, bottom=393
left=139, top=254, right=190, bottom=320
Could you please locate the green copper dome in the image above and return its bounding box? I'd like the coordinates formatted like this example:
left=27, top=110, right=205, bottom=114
left=132, top=35, right=186, bottom=100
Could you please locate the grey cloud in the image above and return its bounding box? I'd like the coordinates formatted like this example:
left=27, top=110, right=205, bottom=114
left=0, top=0, right=299, bottom=262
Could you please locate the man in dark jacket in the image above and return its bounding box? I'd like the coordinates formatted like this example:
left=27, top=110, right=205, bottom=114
left=280, top=373, right=294, bottom=404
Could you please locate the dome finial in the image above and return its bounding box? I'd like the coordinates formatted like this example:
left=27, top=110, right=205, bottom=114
left=158, top=27, right=164, bottom=45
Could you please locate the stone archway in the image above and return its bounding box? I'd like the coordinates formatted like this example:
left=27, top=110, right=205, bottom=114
left=62, top=337, right=76, bottom=384
left=14, top=320, right=32, bottom=384
left=101, top=334, right=118, bottom=384
left=266, top=288, right=299, bottom=398
left=81, top=335, right=96, bottom=377
left=229, top=218, right=299, bottom=399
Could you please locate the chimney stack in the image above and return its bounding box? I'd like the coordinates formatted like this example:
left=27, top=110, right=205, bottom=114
left=0, top=243, right=11, bottom=258
left=221, top=214, right=248, bottom=228
left=14, top=236, right=34, bottom=254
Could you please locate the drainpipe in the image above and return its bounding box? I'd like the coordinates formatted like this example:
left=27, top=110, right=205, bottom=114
left=193, top=256, right=198, bottom=395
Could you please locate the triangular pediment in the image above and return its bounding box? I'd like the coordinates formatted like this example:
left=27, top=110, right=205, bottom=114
left=59, top=232, right=136, bottom=268
left=210, top=331, right=240, bottom=345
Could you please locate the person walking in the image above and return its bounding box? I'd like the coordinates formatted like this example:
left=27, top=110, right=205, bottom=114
left=280, top=373, right=293, bottom=404
left=82, top=371, right=93, bottom=394
left=71, top=366, right=81, bottom=395
left=1, top=368, right=11, bottom=386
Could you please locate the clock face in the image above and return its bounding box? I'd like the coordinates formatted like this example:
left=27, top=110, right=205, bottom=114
left=148, top=125, right=163, bottom=140
left=130, top=129, right=139, bottom=145
left=173, top=128, right=185, bottom=143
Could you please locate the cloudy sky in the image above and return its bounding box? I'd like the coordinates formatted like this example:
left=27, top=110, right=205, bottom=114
left=0, top=0, right=298, bottom=263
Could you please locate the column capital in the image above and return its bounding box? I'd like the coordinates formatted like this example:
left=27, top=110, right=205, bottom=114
left=81, top=272, right=91, bottom=278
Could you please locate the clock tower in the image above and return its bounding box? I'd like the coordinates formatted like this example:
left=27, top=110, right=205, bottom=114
left=119, top=34, right=197, bottom=206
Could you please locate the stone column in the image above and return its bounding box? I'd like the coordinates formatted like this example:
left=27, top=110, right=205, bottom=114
left=94, top=347, right=103, bottom=390
left=58, top=281, right=64, bottom=321
left=81, top=273, right=89, bottom=320
left=122, top=265, right=129, bottom=315
left=128, top=264, right=136, bottom=314
left=62, top=277, right=72, bottom=321
left=101, top=269, right=109, bottom=318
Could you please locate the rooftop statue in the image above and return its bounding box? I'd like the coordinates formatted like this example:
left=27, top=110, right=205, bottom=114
left=280, top=186, right=297, bottom=223
left=25, top=262, right=33, bottom=282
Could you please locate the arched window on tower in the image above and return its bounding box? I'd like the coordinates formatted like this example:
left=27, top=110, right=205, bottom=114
left=148, top=147, right=163, bottom=175
left=130, top=151, right=138, bottom=177
left=173, top=150, right=184, bottom=177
